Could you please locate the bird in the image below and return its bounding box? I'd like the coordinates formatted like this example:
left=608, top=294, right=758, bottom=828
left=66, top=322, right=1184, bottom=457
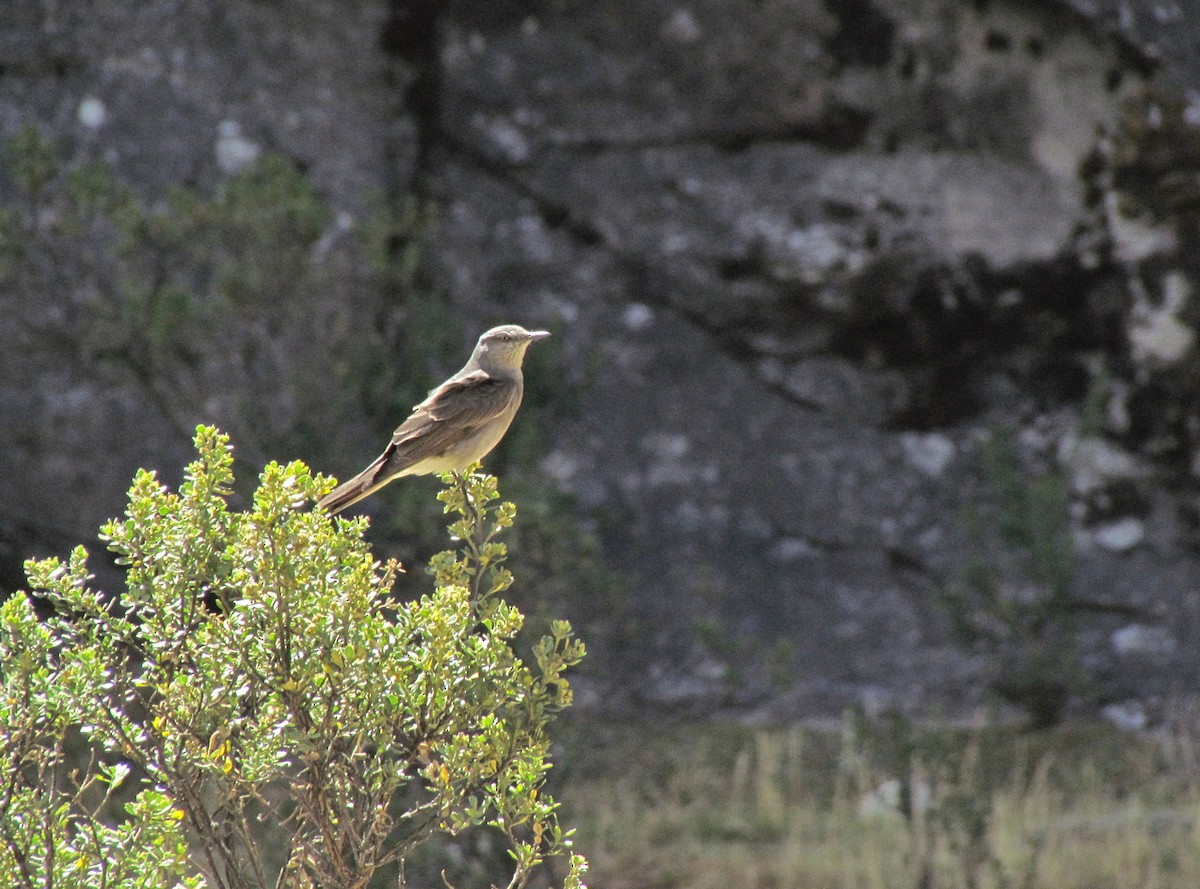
left=317, top=324, right=551, bottom=514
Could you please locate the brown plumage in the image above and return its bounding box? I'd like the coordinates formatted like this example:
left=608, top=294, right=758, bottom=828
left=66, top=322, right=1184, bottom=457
left=318, top=325, right=550, bottom=514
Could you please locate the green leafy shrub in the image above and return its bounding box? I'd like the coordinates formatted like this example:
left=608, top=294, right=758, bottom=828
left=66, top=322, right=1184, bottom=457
left=1, top=426, right=587, bottom=889
left=941, top=430, right=1086, bottom=728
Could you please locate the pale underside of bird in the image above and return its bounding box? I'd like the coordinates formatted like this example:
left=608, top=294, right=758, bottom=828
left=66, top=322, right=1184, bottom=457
left=317, top=324, right=550, bottom=515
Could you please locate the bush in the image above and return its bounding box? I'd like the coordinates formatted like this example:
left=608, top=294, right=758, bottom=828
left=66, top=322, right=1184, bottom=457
left=0, top=426, right=587, bottom=889
left=940, top=429, right=1084, bottom=728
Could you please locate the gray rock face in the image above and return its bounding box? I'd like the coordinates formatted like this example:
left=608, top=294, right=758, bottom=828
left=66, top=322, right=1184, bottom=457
left=4, top=0, right=1200, bottom=718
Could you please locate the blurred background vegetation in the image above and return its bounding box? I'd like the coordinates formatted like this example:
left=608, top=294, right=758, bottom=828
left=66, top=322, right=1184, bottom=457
left=556, top=710, right=1200, bottom=889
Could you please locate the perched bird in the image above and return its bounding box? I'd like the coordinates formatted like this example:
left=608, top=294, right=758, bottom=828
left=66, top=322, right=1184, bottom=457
left=318, top=324, right=550, bottom=514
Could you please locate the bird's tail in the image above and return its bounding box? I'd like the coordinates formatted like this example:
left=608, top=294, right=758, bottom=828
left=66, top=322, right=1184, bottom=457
left=317, top=455, right=393, bottom=515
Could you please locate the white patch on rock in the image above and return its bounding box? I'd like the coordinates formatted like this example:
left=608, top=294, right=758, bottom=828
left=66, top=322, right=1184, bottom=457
left=669, top=500, right=728, bottom=532
left=639, top=432, right=717, bottom=487
left=539, top=451, right=579, bottom=485
left=1092, top=517, right=1144, bottom=553
left=312, top=211, right=354, bottom=259
left=514, top=213, right=554, bottom=262
left=765, top=224, right=851, bottom=284
left=547, top=296, right=578, bottom=323
left=1103, top=183, right=1178, bottom=263
left=1186, top=92, right=1200, bottom=126
left=901, top=432, right=956, bottom=477
left=622, top=303, right=654, bottom=330
left=475, top=113, right=530, bottom=164
left=1111, top=623, right=1177, bottom=657
left=662, top=8, right=702, bottom=43
left=660, top=230, right=691, bottom=253
left=1129, top=271, right=1195, bottom=367
left=77, top=96, right=107, bottom=129
left=641, top=432, right=689, bottom=460
left=1057, top=433, right=1143, bottom=495
left=215, top=120, right=261, bottom=174
left=770, top=537, right=817, bottom=563
left=1102, top=700, right=1148, bottom=731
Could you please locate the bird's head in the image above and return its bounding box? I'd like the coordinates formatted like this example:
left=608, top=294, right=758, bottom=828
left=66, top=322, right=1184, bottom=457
left=473, top=325, right=551, bottom=369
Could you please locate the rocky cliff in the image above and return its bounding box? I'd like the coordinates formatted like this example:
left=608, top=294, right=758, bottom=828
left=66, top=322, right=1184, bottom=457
left=3, top=0, right=1200, bottom=722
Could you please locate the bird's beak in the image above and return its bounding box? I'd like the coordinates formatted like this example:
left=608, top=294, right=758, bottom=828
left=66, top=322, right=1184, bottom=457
left=526, top=330, right=551, bottom=341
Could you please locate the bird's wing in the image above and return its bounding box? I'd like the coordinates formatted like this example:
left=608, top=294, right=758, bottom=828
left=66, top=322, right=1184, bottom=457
left=377, top=371, right=517, bottom=477
left=390, top=370, right=514, bottom=447
left=317, top=372, right=517, bottom=515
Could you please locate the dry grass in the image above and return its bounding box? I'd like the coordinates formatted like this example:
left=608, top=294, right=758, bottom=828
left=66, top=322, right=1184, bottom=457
left=555, top=711, right=1200, bottom=889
